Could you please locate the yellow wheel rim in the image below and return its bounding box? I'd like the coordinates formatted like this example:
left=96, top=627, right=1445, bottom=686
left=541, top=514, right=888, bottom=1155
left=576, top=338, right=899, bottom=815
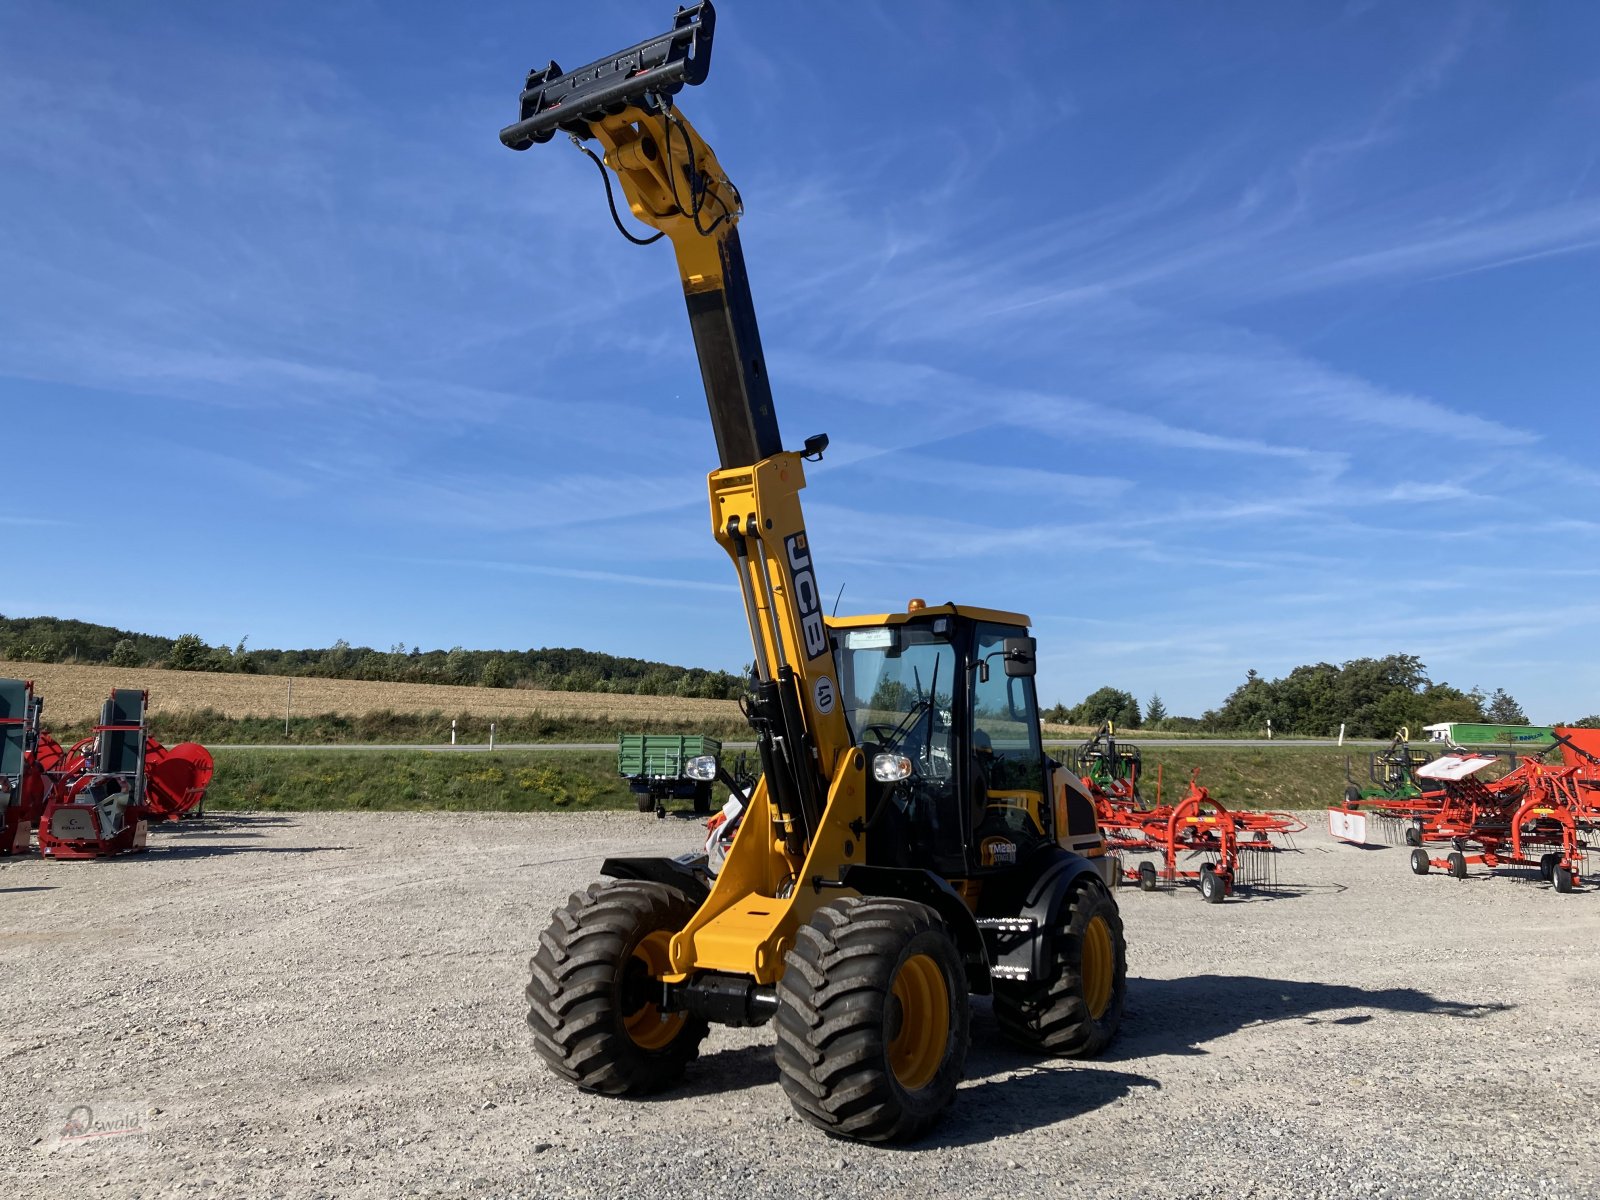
left=887, top=953, right=950, bottom=1090
left=1081, top=914, right=1115, bottom=1021
left=622, top=930, right=684, bottom=1051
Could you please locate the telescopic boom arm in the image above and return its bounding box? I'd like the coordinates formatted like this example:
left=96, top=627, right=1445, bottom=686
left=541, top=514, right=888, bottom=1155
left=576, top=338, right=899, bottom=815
left=500, top=1, right=779, bottom=471
left=500, top=1, right=857, bottom=892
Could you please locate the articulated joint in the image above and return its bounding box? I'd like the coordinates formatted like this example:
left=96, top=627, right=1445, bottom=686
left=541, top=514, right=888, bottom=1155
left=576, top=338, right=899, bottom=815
left=663, top=971, right=778, bottom=1027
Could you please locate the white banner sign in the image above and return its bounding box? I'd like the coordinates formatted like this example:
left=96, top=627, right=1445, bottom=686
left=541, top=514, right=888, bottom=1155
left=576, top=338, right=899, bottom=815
left=1327, top=807, right=1367, bottom=844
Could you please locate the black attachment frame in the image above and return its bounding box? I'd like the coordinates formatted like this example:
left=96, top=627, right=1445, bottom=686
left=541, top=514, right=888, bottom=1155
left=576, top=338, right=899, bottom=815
left=500, top=2, right=716, bottom=151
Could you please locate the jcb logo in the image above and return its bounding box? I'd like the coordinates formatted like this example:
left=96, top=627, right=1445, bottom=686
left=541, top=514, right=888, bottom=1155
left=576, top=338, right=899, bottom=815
left=785, top=532, right=829, bottom=661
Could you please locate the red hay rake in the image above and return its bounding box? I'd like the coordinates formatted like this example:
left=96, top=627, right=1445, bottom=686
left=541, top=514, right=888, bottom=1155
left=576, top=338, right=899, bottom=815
left=1089, top=765, right=1305, bottom=904
left=1398, top=731, right=1600, bottom=894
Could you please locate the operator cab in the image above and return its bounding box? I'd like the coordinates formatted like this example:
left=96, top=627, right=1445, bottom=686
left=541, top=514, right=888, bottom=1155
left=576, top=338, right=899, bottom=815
left=829, top=601, right=1052, bottom=879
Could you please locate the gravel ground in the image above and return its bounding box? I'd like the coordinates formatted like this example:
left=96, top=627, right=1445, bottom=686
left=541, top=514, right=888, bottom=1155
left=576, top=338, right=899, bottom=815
left=2, top=811, right=1597, bottom=1200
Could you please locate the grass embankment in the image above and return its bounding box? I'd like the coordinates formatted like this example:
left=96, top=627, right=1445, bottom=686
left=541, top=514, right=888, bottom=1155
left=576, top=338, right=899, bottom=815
left=1134, top=745, right=1353, bottom=811
left=208, top=750, right=634, bottom=812
left=204, top=745, right=1357, bottom=814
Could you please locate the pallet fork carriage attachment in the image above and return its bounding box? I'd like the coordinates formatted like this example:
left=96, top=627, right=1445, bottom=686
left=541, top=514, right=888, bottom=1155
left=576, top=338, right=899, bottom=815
left=502, top=3, right=1124, bottom=1142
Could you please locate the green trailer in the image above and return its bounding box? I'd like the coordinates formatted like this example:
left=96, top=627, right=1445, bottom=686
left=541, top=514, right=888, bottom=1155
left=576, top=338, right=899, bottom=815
left=617, top=733, right=721, bottom=815
left=1423, top=722, right=1559, bottom=750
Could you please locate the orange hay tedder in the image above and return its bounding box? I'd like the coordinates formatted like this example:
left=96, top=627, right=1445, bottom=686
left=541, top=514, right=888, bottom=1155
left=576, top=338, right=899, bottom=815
left=1, top=680, right=213, bottom=859
left=1397, top=731, right=1600, bottom=894
left=1069, top=727, right=1303, bottom=903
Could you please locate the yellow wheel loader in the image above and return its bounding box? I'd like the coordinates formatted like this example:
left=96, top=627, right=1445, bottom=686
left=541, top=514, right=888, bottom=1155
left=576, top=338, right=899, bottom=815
left=500, top=2, right=1125, bottom=1142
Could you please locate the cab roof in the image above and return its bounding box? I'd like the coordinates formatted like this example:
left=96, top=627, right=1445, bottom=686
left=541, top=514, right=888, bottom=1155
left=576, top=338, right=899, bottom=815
left=827, top=602, right=1031, bottom=630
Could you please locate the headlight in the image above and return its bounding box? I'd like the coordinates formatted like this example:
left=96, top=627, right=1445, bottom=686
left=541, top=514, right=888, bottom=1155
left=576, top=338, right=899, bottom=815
left=685, top=755, right=719, bottom=782
left=872, top=753, right=913, bottom=783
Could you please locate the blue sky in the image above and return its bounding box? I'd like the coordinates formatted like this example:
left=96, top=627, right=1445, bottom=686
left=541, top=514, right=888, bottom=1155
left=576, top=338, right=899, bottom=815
left=3, top=2, right=1598, bottom=720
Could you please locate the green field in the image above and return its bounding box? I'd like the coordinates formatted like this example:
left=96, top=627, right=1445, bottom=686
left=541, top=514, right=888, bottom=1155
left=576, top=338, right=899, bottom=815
left=204, top=744, right=1356, bottom=814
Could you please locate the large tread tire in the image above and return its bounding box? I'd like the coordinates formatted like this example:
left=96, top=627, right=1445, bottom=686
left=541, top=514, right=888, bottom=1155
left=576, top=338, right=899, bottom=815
left=774, top=897, right=969, bottom=1143
left=526, top=880, right=708, bottom=1095
left=993, top=879, right=1126, bottom=1058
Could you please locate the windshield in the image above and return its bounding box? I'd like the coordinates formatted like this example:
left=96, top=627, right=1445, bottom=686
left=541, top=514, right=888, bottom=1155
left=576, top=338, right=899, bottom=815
left=834, top=624, right=955, bottom=770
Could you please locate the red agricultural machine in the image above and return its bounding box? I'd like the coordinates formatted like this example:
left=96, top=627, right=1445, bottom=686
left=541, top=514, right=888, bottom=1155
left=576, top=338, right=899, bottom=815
left=1, top=678, right=57, bottom=853
left=1370, top=730, right=1600, bottom=894
left=1069, top=729, right=1304, bottom=903
left=2, top=680, right=213, bottom=859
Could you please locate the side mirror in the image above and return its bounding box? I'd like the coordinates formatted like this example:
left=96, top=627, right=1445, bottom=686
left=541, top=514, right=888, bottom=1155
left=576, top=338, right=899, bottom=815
left=1002, top=636, right=1037, bottom=678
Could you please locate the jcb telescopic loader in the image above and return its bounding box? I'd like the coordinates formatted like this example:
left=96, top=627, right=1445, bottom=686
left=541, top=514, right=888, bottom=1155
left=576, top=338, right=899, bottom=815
left=500, top=2, right=1125, bottom=1142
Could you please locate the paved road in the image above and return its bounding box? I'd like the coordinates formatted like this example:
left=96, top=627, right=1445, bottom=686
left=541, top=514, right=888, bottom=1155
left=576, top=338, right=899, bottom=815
left=207, top=738, right=1389, bottom=752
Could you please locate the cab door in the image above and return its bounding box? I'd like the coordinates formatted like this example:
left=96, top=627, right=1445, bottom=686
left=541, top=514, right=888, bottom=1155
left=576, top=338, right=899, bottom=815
left=967, top=622, right=1048, bottom=869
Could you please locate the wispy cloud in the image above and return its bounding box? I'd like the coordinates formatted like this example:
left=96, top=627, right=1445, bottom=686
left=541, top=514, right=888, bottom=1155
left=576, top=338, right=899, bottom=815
left=403, top=558, right=737, bottom=595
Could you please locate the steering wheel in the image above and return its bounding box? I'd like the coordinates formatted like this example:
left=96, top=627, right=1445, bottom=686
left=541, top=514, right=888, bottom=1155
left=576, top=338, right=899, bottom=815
left=861, top=722, right=913, bottom=752
left=861, top=701, right=931, bottom=753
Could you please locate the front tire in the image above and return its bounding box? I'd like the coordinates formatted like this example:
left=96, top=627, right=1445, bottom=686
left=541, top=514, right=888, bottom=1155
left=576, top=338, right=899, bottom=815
left=993, top=879, right=1126, bottom=1058
left=526, top=881, right=708, bottom=1095
left=774, top=898, right=969, bottom=1143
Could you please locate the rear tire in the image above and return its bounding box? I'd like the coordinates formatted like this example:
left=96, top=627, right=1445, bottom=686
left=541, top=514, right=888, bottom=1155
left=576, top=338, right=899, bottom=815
left=774, top=898, right=969, bottom=1143
left=1410, top=848, right=1430, bottom=875
left=634, top=791, right=655, bottom=814
left=1539, top=852, right=1558, bottom=882
left=1137, top=861, right=1158, bottom=892
left=526, top=881, right=708, bottom=1095
left=1554, top=864, right=1575, bottom=894
left=1404, top=826, right=1422, bottom=847
left=1447, top=851, right=1468, bottom=880
left=692, top=782, right=713, bottom=817
left=993, top=879, right=1126, bottom=1058
left=1199, top=865, right=1225, bottom=904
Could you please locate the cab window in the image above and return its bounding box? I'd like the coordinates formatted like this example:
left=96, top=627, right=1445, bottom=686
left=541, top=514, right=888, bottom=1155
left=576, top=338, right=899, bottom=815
left=970, top=623, right=1044, bottom=795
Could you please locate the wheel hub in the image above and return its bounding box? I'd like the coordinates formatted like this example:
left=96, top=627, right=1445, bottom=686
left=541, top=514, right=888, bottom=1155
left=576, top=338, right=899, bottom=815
left=886, top=953, right=949, bottom=1090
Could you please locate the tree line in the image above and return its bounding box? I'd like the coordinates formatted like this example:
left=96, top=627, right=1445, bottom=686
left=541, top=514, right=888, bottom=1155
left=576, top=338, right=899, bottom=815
left=1048, top=654, right=1596, bottom=736
left=0, top=614, right=744, bottom=700
left=6, top=616, right=1591, bottom=730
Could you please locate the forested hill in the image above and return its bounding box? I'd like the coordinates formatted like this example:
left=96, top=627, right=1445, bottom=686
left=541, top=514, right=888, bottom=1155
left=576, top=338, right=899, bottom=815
left=0, top=614, right=743, bottom=699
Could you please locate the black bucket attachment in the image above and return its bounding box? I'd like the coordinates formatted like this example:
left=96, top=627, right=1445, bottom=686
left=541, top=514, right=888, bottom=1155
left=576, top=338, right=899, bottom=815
left=499, top=1, right=716, bottom=151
